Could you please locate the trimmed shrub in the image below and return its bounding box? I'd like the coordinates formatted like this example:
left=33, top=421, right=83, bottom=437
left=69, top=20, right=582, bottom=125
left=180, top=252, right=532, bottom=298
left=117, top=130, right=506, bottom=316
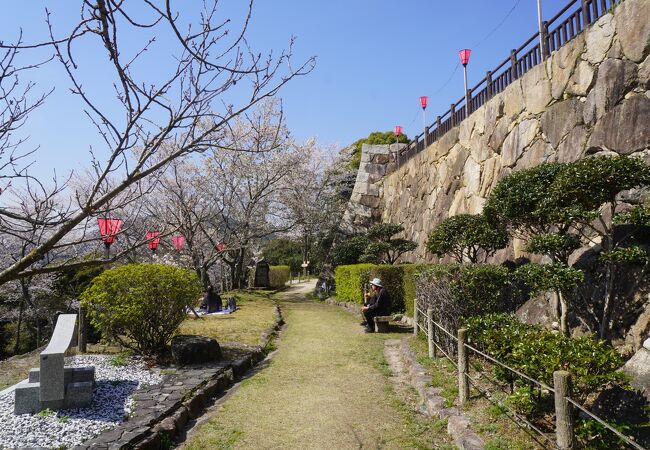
left=334, top=264, right=375, bottom=303
left=80, top=263, right=202, bottom=356
left=464, top=313, right=626, bottom=402
left=269, top=265, right=290, bottom=288
left=400, top=264, right=434, bottom=317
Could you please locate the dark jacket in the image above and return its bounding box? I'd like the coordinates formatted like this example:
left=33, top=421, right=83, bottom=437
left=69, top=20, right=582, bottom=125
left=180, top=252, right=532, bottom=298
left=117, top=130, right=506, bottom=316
left=367, top=287, right=390, bottom=315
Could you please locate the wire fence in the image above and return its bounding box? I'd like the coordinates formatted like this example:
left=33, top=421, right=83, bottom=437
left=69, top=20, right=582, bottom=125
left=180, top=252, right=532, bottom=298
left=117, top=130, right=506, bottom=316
left=413, top=299, right=647, bottom=450
left=391, top=0, right=623, bottom=172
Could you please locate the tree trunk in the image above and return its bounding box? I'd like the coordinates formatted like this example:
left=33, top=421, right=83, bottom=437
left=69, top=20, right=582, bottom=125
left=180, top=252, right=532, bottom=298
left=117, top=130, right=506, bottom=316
left=13, top=296, right=25, bottom=355
left=558, top=289, right=569, bottom=336
left=599, top=263, right=615, bottom=339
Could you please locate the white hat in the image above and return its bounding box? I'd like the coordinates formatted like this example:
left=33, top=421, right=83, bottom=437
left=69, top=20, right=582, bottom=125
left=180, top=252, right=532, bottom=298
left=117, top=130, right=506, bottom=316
left=370, top=278, right=382, bottom=287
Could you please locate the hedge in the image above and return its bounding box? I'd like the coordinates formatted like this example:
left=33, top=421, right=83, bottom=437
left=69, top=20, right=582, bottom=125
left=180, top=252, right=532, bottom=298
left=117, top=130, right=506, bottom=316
left=334, top=263, right=433, bottom=314
left=401, top=264, right=435, bottom=316
left=334, top=264, right=375, bottom=303
left=269, top=265, right=290, bottom=288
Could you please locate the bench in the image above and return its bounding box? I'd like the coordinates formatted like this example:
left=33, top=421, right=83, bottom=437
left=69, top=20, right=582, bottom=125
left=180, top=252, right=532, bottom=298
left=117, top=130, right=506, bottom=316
left=14, top=314, right=95, bottom=414
left=373, top=316, right=392, bottom=333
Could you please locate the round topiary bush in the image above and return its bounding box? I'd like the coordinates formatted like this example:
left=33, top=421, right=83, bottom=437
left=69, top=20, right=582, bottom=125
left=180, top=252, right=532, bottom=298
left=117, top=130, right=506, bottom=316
left=80, top=263, right=202, bottom=355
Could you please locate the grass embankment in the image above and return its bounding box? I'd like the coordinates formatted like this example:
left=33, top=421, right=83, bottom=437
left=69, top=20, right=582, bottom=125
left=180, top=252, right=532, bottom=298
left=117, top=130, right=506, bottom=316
left=182, top=284, right=451, bottom=449
left=179, top=290, right=278, bottom=345
left=410, top=335, right=539, bottom=450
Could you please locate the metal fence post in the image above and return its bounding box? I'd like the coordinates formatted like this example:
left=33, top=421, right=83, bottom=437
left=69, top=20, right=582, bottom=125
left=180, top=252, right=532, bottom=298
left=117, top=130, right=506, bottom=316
left=427, top=308, right=435, bottom=358
left=458, top=328, right=469, bottom=404
left=413, top=298, right=418, bottom=335
left=554, top=370, right=575, bottom=449
left=78, top=308, right=87, bottom=353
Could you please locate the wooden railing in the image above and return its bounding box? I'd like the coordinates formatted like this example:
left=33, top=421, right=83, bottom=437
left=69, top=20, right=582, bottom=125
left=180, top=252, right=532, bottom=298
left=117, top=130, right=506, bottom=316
left=393, top=0, right=622, bottom=171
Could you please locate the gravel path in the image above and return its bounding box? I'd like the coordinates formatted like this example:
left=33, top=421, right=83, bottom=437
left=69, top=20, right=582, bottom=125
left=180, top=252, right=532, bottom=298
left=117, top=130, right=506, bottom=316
left=0, top=355, right=162, bottom=449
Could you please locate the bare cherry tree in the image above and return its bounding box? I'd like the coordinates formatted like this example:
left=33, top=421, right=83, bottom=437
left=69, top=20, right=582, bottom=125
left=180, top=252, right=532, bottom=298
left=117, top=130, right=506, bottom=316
left=0, top=0, right=314, bottom=285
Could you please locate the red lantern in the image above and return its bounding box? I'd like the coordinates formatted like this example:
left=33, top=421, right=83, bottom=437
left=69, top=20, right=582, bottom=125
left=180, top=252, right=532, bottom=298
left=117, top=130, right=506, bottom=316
left=393, top=125, right=402, bottom=136
left=419, top=96, right=428, bottom=110
left=97, top=218, right=123, bottom=245
left=146, top=231, right=161, bottom=252
left=171, top=235, right=185, bottom=251
left=459, top=49, right=472, bottom=66
left=216, top=242, right=226, bottom=252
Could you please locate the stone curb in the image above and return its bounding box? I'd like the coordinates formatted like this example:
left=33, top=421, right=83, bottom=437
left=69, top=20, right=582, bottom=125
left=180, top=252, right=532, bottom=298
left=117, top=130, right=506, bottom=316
left=395, top=337, right=484, bottom=450
left=72, top=302, right=286, bottom=450
left=324, top=298, right=362, bottom=318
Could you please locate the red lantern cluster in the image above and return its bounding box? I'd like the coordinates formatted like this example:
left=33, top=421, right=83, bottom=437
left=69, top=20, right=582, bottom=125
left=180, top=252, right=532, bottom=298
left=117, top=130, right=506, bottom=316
left=216, top=242, right=227, bottom=252
left=393, top=125, right=402, bottom=136
left=419, top=96, right=428, bottom=110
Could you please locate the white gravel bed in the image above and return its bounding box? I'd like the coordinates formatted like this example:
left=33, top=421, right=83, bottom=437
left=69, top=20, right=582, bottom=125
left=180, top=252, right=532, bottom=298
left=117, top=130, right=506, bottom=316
left=0, top=355, right=163, bottom=449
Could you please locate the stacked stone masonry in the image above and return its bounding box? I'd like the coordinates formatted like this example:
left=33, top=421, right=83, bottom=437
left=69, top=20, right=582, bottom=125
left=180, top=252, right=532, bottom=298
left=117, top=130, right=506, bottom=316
left=348, top=0, right=650, bottom=262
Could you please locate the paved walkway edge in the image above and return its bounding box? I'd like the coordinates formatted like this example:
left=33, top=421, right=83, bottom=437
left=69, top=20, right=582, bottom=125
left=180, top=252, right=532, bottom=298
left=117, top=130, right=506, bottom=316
left=74, top=302, right=285, bottom=450
left=388, top=337, right=484, bottom=450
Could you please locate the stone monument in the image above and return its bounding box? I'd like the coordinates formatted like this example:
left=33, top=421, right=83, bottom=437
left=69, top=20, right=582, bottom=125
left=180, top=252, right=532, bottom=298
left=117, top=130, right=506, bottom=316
left=253, top=259, right=270, bottom=288
left=14, top=314, right=95, bottom=414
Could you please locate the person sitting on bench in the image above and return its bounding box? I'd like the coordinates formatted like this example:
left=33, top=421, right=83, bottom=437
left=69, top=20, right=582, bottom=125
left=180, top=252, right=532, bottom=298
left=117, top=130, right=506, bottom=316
left=361, top=278, right=390, bottom=333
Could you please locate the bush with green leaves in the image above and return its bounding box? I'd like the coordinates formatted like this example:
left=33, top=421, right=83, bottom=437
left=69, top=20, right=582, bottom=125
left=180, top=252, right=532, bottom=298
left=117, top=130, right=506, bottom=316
left=426, top=214, right=507, bottom=263
left=80, top=264, right=202, bottom=355
left=333, top=264, right=375, bottom=303
left=360, top=223, right=417, bottom=264
left=262, top=239, right=303, bottom=273
left=401, top=264, right=434, bottom=317
left=269, top=265, right=290, bottom=288
left=330, top=236, right=371, bottom=266
left=464, top=313, right=626, bottom=403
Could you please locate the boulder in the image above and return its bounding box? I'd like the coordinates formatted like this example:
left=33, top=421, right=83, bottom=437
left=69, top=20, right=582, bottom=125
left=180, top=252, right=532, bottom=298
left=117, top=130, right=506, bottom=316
left=171, top=335, right=222, bottom=365
left=501, top=119, right=539, bottom=167
left=550, top=34, right=585, bottom=99
left=616, top=0, right=650, bottom=63
left=582, top=58, right=637, bottom=124
left=583, top=13, right=615, bottom=65
left=624, top=347, right=650, bottom=401
left=541, top=98, right=584, bottom=148
left=588, top=94, right=650, bottom=155
left=565, top=60, right=596, bottom=96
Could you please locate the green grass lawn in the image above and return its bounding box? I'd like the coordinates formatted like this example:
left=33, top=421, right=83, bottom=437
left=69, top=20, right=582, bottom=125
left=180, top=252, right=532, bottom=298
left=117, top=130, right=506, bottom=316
left=181, top=284, right=452, bottom=449
left=178, top=290, right=278, bottom=345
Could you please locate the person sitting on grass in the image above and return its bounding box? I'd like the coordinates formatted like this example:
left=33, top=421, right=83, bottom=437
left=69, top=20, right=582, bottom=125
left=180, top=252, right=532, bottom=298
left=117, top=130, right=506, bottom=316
left=200, top=285, right=222, bottom=313
left=361, top=278, right=390, bottom=333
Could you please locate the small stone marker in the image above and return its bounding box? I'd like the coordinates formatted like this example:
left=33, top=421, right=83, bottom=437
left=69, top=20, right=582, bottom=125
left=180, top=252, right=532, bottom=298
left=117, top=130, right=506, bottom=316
left=14, top=314, right=95, bottom=414
left=253, top=259, right=270, bottom=288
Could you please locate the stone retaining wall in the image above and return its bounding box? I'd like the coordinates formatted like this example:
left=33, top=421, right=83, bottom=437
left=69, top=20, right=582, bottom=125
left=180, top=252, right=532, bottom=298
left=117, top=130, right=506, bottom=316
left=377, top=0, right=650, bottom=262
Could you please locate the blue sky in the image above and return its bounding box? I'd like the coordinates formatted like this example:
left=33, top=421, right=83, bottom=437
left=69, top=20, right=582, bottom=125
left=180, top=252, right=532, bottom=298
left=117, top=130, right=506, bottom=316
left=0, top=0, right=570, bottom=179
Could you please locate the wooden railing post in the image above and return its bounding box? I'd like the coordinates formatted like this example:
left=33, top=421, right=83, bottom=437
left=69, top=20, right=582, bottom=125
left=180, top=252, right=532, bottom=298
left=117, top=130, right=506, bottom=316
left=427, top=308, right=435, bottom=358
left=541, top=20, right=550, bottom=59
left=510, top=49, right=519, bottom=80
left=554, top=371, right=575, bottom=449
left=424, top=126, right=430, bottom=147
left=582, top=0, right=591, bottom=26
left=458, top=328, right=469, bottom=404
left=78, top=308, right=87, bottom=353
left=486, top=71, right=493, bottom=98
left=466, top=88, right=473, bottom=116
left=413, top=299, right=419, bottom=335
left=450, top=104, right=456, bottom=127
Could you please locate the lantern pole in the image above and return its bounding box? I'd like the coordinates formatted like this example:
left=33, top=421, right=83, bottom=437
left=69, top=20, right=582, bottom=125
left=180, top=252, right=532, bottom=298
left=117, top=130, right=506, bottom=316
left=104, top=242, right=110, bottom=260
left=537, top=0, right=546, bottom=59
left=459, top=49, right=472, bottom=117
